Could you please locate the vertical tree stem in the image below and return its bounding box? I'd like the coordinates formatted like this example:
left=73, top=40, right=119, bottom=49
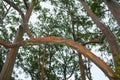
left=0, top=26, right=24, bottom=80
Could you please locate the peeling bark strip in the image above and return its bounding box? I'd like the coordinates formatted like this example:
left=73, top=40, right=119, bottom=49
left=0, top=36, right=115, bottom=78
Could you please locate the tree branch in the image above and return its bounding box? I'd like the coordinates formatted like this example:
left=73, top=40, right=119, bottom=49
left=0, top=1, right=33, bottom=80
left=24, top=3, right=33, bottom=23
left=3, top=0, right=33, bottom=38
left=23, top=0, right=29, bottom=10
left=1, top=2, right=11, bottom=20
left=3, top=0, right=24, bottom=19
left=79, top=0, right=120, bottom=68
left=0, top=36, right=115, bottom=79
left=22, top=3, right=34, bottom=38
left=0, top=26, right=24, bottom=80
left=83, top=35, right=105, bottom=45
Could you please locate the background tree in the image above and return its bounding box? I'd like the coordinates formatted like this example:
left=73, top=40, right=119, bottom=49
left=0, top=0, right=120, bottom=80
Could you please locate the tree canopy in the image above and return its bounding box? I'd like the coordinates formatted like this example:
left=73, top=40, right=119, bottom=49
left=0, top=0, right=120, bottom=80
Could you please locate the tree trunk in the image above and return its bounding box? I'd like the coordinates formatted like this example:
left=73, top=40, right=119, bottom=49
left=0, top=26, right=24, bottom=80
left=79, top=54, right=86, bottom=80
left=79, top=0, right=120, bottom=69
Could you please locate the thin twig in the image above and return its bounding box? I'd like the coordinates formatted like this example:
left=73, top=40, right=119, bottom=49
left=2, top=5, right=11, bottom=20
left=3, top=0, right=24, bottom=19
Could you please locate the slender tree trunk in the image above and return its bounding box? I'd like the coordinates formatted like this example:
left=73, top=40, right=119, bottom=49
left=79, top=54, right=86, bottom=80
left=63, top=59, right=67, bottom=80
left=37, top=53, right=40, bottom=80
left=0, top=26, right=24, bottom=80
left=70, top=9, right=86, bottom=80
left=40, top=46, right=46, bottom=80
left=0, top=1, right=33, bottom=80
left=79, top=0, right=120, bottom=69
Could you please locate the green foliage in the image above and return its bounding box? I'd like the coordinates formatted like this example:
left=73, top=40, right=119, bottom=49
left=1, top=0, right=120, bottom=80
left=87, top=0, right=105, bottom=18
left=114, top=66, right=120, bottom=78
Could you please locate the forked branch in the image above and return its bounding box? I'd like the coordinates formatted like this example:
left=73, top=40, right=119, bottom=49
left=3, top=0, right=33, bottom=38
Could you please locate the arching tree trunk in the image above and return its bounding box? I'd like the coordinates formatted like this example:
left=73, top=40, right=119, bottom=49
left=79, top=0, right=120, bottom=70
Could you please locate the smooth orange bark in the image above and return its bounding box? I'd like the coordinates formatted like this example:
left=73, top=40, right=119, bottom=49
left=0, top=36, right=115, bottom=79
